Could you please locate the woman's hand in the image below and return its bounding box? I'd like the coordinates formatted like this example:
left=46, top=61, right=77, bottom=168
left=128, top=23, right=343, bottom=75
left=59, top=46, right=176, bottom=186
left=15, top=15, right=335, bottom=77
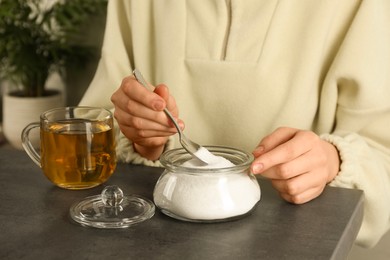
left=251, top=127, right=340, bottom=204
left=111, top=76, right=182, bottom=160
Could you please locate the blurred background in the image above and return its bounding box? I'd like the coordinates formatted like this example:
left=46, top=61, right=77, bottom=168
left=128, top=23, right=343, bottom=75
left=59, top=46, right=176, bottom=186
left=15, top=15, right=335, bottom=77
left=0, top=1, right=388, bottom=259
left=0, top=0, right=107, bottom=145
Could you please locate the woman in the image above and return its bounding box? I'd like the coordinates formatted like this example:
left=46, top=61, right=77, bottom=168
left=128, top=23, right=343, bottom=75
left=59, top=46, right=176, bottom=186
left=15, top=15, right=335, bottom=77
left=80, top=0, right=390, bottom=248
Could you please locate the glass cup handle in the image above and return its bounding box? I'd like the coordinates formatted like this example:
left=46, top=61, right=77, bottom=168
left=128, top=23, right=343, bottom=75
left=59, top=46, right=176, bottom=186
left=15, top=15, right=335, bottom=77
left=21, top=122, right=41, bottom=167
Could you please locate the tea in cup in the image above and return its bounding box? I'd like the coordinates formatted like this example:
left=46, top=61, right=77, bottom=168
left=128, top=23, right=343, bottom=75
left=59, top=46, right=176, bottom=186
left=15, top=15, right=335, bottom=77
left=22, top=106, right=116, bottom=190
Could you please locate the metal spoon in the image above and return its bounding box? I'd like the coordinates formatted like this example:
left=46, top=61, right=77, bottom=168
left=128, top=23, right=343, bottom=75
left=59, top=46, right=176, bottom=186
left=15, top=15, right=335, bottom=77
left=132, top=69, right=209, bottom=164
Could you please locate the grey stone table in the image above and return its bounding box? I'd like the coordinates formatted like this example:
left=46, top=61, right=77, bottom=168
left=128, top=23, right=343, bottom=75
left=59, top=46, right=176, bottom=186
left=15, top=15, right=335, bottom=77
left=0, top=144, right=363, bottom=260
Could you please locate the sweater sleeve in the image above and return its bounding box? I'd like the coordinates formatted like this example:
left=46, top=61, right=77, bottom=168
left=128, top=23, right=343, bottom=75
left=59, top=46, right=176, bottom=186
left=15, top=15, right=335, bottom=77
left=115, top=129, right=175, bottom=167
left=319, top=0, right=390, bottom=248
left=321, top=133, right=390, bottom=248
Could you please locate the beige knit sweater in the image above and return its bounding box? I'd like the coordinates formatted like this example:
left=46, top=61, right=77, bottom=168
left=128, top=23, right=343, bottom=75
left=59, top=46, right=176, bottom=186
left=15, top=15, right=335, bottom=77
left=80, top=0, right=390, bottom=248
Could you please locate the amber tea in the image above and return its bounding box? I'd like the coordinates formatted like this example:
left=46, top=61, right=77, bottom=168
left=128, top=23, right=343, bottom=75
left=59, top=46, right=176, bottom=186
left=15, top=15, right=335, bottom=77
left=22, top=107, right=116, bottom=190
left=41, top=119, right=116, bottom=189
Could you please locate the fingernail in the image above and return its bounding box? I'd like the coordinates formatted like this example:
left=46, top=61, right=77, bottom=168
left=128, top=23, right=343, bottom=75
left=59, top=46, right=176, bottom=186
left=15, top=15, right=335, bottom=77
left=256, top=145, right=265, bottom=153
left=153, top=100, right=164, bottom=111
left=252, top=146, right=264, bottom=156
left=178, top=120, right=185, bottom=130
left=252, top=163, right=264, bottom=174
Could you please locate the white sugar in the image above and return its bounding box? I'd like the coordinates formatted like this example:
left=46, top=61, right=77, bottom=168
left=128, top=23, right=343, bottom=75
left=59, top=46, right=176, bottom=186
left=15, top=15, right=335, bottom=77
left=154, top=172, right=260, bottom=220
left=183, top=147, right=235, bottom=168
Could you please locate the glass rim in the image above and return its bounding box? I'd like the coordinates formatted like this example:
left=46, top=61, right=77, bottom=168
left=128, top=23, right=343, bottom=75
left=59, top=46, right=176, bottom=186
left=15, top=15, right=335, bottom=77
left=160, top=145, right=254, bottom=174
left=40, top=106, right=112, bottom=121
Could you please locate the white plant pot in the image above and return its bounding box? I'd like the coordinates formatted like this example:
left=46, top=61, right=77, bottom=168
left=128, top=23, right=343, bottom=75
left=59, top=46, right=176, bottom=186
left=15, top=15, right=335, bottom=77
left=3, top=90, right=64, bottom=149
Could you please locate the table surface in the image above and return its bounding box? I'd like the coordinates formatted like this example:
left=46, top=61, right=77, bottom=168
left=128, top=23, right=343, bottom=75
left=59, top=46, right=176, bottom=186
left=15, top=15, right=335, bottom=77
left=0, top=144, right=364, bottom=260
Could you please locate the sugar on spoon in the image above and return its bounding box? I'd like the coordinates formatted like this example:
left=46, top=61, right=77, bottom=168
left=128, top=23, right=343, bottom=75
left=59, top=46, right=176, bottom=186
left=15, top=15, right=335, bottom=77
left=132, top=69, right=213, bottom=165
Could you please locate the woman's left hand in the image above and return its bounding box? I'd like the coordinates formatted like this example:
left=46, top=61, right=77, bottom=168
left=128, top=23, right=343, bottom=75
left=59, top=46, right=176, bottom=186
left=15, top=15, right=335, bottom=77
left=251, top=127, right=340, bottom=204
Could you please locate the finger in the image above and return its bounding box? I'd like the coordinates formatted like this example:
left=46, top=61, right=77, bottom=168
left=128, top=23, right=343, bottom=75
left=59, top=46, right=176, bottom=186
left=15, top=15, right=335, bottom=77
left=121, top=124, right=177, bottom=140
left=112, top=83, right=174, bottom=128
left=254, top=127, right=298, bottom=156
left=114, top=106, right=178, bottom=132
left=120, top=76, right=166, bottom=111
left=271, top=173, right=326, bottom=204
left=123, top=98, right=174, bottom=127
left=154, top=84, right=169, bottom=103
left=133, top=135, right=170, bottom=149
left=252, top=130, right=317, bottom=174
left=153, top=84, right=182, bottom=128
left=279, top=185, right=325, bottom=204
left=154, top=84, right=181, bottom=126
left=261, top=148, right=326, bottom=180
left=118, top=122, right=176, bottom=148
left=271, top=170, right=325, bottom=195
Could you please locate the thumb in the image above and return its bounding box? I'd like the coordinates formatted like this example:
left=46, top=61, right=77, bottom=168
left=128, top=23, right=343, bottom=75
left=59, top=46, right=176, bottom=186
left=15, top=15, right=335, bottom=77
left=154, top=84, right=170, bottom=103
left=154, top=84, right=180, bottom=124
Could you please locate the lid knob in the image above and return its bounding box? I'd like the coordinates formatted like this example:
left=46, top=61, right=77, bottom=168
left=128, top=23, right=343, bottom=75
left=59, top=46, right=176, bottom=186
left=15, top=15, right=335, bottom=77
left=101, top=185, right=124, bottom=207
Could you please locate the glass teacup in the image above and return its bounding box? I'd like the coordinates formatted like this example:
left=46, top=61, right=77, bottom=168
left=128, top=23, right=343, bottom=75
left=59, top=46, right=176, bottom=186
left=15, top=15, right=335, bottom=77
left=22, top=106, right=116, bottom=190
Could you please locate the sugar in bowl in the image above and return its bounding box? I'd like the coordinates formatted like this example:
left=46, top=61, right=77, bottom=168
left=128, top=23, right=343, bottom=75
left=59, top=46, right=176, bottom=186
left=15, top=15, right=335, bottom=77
left=153, top=146, right=261, bottom=222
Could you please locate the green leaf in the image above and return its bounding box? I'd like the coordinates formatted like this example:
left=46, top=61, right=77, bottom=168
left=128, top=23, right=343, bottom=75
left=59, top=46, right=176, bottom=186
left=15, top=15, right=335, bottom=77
left=0, top=0, right=108, bottom=97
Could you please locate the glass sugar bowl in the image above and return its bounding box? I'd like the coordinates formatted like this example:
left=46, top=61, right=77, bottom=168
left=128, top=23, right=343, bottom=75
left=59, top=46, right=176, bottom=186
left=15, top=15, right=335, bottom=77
left=153, top=146, right=261, bottom=222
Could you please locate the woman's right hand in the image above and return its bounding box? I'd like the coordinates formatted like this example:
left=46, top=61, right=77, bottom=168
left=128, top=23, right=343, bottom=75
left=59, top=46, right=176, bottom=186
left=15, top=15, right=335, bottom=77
left=111, top=75, right=183, bottom=160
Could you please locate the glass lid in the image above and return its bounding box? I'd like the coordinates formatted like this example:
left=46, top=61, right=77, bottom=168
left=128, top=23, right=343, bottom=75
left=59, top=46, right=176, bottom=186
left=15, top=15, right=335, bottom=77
left=70, top=185, right=155, bottom=228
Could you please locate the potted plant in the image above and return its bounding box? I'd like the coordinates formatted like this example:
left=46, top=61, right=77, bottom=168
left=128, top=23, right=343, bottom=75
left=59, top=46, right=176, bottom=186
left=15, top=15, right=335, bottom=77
left=0, top=0, right=107, bottom=148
